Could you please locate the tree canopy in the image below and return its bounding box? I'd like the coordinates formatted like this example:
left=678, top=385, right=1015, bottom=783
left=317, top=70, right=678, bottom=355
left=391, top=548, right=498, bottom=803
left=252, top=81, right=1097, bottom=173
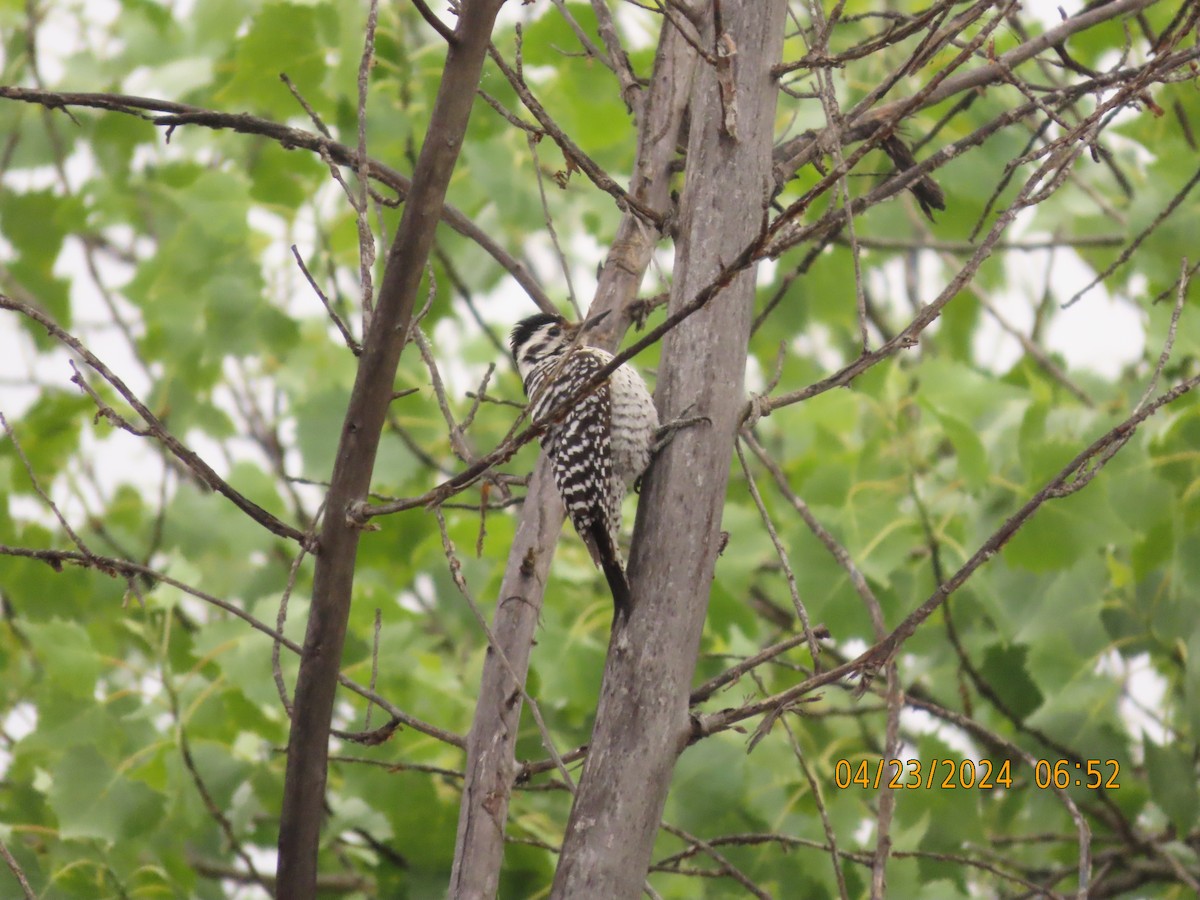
left=1, top=0, right=1199, bottom=897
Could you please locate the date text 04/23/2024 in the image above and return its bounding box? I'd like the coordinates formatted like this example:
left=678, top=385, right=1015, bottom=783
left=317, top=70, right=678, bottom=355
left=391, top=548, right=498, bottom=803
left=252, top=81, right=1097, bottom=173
left=833, top=758, right=1121, bottom=791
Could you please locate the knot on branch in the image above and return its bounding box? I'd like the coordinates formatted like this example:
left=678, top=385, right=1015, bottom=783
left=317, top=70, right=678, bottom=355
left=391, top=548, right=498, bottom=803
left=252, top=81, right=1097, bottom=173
left=743, top=392, right=772, bottom=429
left=345, top=499, right=379, bottom=531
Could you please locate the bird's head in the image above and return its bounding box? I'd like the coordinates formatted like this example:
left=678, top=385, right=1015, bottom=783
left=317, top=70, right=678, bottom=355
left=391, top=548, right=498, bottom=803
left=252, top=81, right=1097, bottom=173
left=509, top=312, right=577, bottom=381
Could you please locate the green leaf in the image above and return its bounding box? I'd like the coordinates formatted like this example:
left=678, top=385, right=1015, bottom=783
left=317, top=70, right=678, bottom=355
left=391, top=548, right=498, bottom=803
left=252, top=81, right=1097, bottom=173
left=930, top=409, right=989, bottom=490
left=214, top=2, right=330, bottom=117
left=22, top=620, right=103, bottom=700
left=1, top=391, right=91, bottom=482
left=48, top=745, right=166, bottom=842
left=1144, top=738, right=1200, bottom=836
left=248, top=141, right=328, bottom=214
left=1004, top=481, right=1130, bottom=572
left=0, top=190, right=83, bottom=266
left=0, top=3, right=1197, bottom=894
left=978, top=643, right=1044, bottom=721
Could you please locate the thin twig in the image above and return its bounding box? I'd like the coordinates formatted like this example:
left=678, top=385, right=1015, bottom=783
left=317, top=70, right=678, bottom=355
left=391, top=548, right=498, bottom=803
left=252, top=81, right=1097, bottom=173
left=280, top=72, right=332, bottom=137
left=272, top=534, right=316, bottom=718
left=487, top=39, right=661, bottom=226
left=1136, top=257, right=1189, bottom=412
left=0, top=841, right=35, bottom=900
left=1, top=411, right=96, bottom=562
left=414, top=326, right=474, bottom=464
left=778, top=716, right=850, bottom=900
left=0, top=85, right=558, bottom=313
left=936, top=250, right=1093, bottom=406
left=551, top=0, right=612, bottom=68
left=805, top=0, right=870, bottom=351
left=164, top=669, right=272, bottom=896
left=527, top=132, right=581, bottom=317
left=589, top=0, right=642, bottom=113
left=742, top=433, right=879, bottom=623
left=291, top=245, right=361, bottom=354
left=0, top=293, right=309, bottom=546
left=734, top=439, right=821, bottom=670
left=660, top=823, right=772, bottom=900
left=690, top=631, right=820, bottom=705
left=433, top=510, right=575, bottom=787
left=1063, top=160, right=1200, bottom=311
left=354, top=0, right=381, bottom=325
left=364, top=608, right=382, bottom=730
left=0, top=543, right=464, bottom=748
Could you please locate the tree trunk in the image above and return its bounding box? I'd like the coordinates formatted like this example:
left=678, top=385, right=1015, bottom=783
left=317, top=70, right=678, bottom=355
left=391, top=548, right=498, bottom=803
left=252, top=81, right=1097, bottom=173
left=449, top=459, right=563, bottom=900
left=550, top=1, right=788, bottom=896
left=276, top=2, right=506, bottom=895
left=449, top=19, right=697, bottom=898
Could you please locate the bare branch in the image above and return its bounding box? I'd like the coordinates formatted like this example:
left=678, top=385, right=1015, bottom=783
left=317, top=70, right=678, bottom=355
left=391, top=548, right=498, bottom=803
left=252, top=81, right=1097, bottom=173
left=1065, top=164, right=1200, bottom=308
left=277, top=1, right=506, bottom=891
left=734, top=438, right=821, bottom=670
left=0, top=411, right=96, bottom=562
left=272, top=538, right=313, bottom=718
left=487, top=39, right=662, bottom=226
left=164, top=672, right=273, bottom=896
left=434, top=510, right=575, bottom=789
left=291, top=245, right=361, bottom=354
left=353, top=0, right=381, bottom=326
left=589, top=0, right=643, bottom=113
left=779, top=716, right=850, bottom=900
left=660, top=823, right=771, bottom=900
left=773, top=0, right=1165, bottom=184
left=0, top=840, right=34, bottom=900
left=0, top=85, right=557, bottom=313
left=527, top=131, right=581, bottom=317
left=0, top=293, right=309, bottom=546
left=411, top=0, right=456, bottom=42
left=695, top=369, right=1200, bottom=743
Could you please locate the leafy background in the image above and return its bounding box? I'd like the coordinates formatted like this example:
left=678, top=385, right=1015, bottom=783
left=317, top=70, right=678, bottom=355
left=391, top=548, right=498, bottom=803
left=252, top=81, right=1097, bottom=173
left=1, top=0, right=1198, bottom=897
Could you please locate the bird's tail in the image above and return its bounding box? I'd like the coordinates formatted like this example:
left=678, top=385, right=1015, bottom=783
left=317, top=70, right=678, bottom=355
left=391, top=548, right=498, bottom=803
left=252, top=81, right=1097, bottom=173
left=587, top=522, right=632, bottom=626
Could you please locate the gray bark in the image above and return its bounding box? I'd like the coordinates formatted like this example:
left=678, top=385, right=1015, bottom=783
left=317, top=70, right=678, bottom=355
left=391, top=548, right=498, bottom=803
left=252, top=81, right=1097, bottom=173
left=549, top=1, right=788, bottom=896
left=449, top=19, right=698, bottom=899
left=449, top=459, right=562, bottom=900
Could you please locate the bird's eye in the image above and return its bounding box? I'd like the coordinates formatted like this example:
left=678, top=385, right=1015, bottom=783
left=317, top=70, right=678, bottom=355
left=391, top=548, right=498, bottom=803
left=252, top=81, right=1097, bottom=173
left=548, top=327, right=561, bottom=337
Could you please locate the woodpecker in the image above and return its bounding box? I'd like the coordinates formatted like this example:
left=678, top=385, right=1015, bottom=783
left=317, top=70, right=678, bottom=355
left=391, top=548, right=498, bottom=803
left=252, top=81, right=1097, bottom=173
left=509, top=312, right=658, bottom=622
